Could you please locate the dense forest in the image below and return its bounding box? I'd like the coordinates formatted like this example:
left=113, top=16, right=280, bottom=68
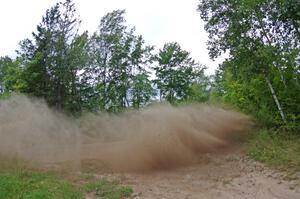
left=198, top=0, right=300, bottom=130
left=0, top=0, right=299, bottom=130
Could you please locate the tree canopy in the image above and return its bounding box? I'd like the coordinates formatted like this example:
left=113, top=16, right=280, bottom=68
left=0, top=0, right=209, bottom=113
left=1, top=0, right=298, bottom=131
left=198, top=0, right=300, bottom=128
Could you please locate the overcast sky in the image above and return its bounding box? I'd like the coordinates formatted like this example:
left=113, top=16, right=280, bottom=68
left=0, top=0, right=221, bottom=74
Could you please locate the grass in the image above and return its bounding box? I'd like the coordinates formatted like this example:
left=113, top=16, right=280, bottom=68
left=0, top=169, right=133, bottom=199
left=84, top=179, right=133, bottom=199
left=0, top=156, right=133, bottom=199
left=246, top=129, right=300, bottom=173
left=0, top=170, right=82, bottom=199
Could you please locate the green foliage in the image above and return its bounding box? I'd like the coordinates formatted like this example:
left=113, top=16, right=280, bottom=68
left=131, top=73, right=155, bottom=109
left=0, top=57, right=26, bottom=93
left=84, top=179, right=133, bottom=199
left=1, top=0, right=213, bottom=114
left=18, top=0, right=86, bottom=112
left=82, top=9, right=155, bottom=112
left=187, top=82, right=210, bottom=103
left=246, top=129, right=300, bottom=171
left=0, top=171, right=82, bottom=199
left=198, top=0, right=300, bottom=127
left=153, top=42, right=209, bottom=104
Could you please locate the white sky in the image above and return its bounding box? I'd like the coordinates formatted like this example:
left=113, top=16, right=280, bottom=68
left=0, top=0, right=222, bottom=74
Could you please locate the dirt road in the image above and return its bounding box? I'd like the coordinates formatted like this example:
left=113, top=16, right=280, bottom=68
left=93, top=153, right=300, bottom=199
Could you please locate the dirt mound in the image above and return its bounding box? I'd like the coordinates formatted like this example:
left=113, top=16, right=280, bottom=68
left=0, top=95, right=251, bottom=171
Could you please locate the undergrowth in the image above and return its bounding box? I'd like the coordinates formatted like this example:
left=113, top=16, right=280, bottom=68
left=246, top=129, right=300, bottom=173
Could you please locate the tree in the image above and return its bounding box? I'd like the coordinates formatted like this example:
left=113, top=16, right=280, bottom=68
left=18, top=0, right=87, bottom=112
left=198, top=0, right=300, bottom=126
left=153, top=42, right=208, bottom=104
left=129, top=36, right=155, bottom=109
left=0, top=57, right=26, bottom=93
left=84, top=10, right=154, bottom=112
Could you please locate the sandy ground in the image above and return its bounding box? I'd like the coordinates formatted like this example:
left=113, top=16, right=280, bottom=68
left=1, top=97, right=298, bottom=198
left=90, top=153, right=300, bottom=199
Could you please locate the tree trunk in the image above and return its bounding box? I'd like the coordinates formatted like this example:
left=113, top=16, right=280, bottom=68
left=274, top=62, right=287, bottom=88
left=102, top=52, right=108, bottom=110
left=256, top=12, right=287, bottom=89
left=295, top=77, right=300, bottom=90
left=265, top=77, right=287, bottom=123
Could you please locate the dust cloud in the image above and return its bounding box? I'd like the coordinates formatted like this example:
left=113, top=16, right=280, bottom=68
left=0, top=95, right=251, bottom=172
